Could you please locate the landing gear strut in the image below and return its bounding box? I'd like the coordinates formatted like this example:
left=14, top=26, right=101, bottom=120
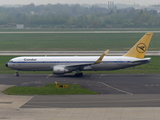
left=15, top=71, right=19, bottom=77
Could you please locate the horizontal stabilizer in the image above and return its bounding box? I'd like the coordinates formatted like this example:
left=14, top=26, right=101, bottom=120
left=130, top=58, right=151, bottom=63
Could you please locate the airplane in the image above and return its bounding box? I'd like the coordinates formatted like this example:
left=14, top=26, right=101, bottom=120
left=6, top=33, right=153, bottom=77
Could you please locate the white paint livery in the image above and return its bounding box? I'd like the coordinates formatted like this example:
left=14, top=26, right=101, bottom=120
left=6, top=33, right=153, bottom=77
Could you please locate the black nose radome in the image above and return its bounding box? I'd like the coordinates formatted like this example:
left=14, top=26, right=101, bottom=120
left=5, top=63, right=8, bottom=67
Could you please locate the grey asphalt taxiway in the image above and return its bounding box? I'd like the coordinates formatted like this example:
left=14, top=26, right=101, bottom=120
left=1, top=73, right=160, bottom=108
left=2, top=73, right=160, bottom=120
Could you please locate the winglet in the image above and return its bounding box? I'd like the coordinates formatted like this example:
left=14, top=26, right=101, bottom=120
left=94, top=50, right=109, bottom=64
left=124, top=33, right=153, bottom=58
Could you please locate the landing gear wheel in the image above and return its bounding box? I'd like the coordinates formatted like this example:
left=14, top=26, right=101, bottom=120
left=75, top=73, right=83, bottom=77
left=15, top=71, right=19, bottom=77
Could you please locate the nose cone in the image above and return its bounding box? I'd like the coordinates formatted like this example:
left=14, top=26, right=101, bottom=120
left=5, top=63, right=8, bottom=67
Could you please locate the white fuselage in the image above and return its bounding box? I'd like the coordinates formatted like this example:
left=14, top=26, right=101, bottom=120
left=7, top=56, right=150, bottom=72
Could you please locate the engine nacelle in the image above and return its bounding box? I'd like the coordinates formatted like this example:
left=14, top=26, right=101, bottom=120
left=53, top=66, right=69, bottom=74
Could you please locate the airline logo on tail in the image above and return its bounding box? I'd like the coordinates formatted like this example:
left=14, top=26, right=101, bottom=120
left=124, top=33, right=153, bottom=58
left=136, top=43, right=147, bottom=53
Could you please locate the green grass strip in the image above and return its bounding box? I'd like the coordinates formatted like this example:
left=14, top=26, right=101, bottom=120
left=0, top=33, right=159, bottom=51
left=3, top=84, right=98, bottom=95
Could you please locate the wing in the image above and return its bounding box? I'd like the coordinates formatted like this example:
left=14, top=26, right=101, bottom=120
left=66, top=49, right=109, bottom=71
left=53, top=50, right=109, bottom=73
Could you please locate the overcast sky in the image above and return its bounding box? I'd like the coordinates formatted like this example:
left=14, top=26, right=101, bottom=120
left=0, top=0, right=159, bottom=6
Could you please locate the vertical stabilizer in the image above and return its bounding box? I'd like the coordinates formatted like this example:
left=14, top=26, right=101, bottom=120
left=124, top=33, right=153, bottom=58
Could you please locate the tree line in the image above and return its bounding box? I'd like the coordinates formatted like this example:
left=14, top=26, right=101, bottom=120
left=0, top=3, right=159, bottom=28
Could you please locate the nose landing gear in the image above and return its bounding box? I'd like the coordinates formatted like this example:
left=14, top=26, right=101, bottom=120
left=15, top=71, right=19, bottom=77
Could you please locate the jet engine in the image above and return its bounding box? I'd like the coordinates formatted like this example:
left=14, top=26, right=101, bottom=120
left=53, top=66, right=69, bottom=74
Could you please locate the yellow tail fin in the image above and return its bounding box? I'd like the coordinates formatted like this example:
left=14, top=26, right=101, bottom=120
left=124, top=33, right=153, bottom=58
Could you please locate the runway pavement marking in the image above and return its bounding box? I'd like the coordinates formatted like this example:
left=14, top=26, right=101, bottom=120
left=46, top=74, right=53, bottom=78
left=100, top=82, right=133, bottom=95
left=99, top=74, right=104, bottom=78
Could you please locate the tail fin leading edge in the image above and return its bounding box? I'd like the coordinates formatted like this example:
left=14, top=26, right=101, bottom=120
left=124, top=33, right=153, bottom=58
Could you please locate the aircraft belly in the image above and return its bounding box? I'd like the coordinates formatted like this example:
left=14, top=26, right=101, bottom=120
left=91, top=63, right=134, bottom=71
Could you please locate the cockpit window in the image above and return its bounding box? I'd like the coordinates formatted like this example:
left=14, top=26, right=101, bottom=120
left=9, top=60, right=13, bottom=62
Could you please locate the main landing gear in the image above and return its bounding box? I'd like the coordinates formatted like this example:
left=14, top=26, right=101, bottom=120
left=74, top=70, right=83, bottom=77
left=15, top=71, right=19, bottom=77
left=74, top=72, right=83, bottom=77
